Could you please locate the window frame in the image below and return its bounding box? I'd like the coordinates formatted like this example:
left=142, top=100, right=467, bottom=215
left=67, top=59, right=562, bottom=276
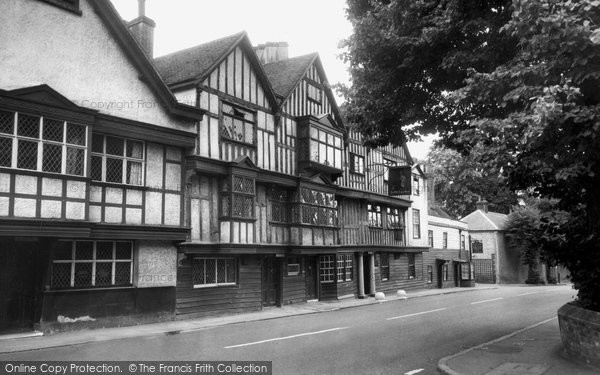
left=219, top=102, right=257, bottom=146
left=368, top=204, right=382, bottom=227
left=413, top=174, right=420, bottom=195
left=336, top=254, right=353, bottom=282
left=308, top=126, right=343, bottom=169
left=428, top=230, right=434, bottom=247
left=412, top=208, right=421, bottom=239
left=319, top=255, right=335, bottom=283
left=443, top=232, right=448, bottom=249
left=269, top=187, right=289, bottom=224
left=51, top=240, right=133, bottom=290
left=461, top=235, right=466, bottom=250
left=408, top=253, right=416, bottom=279
left=296, top=188, right=338, bottom=227
left=380, top=253, right=390, bottom=281
left=220, top=175, right=256, bottom=220
left=192, top=257, right=238, bottom=288
left=443, top=264, right=449, bottom=281
left=427, top=265, right=433, bottom=283
left=349, top=153, right=365, bottom=175
left=306, top=82, right=323, bottom=104
left=91, top=133, right=145, bottom=186
left=286, top=257, right=303, bottom=277
left=0, top=110, right=88, bottom=176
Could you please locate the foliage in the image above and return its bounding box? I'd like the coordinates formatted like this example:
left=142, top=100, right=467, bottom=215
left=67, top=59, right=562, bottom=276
left=426, top=145, right=517, bottom=218
left=343, top=0, right=600, bottom=310
left=505, top=205, right=544, bottom=283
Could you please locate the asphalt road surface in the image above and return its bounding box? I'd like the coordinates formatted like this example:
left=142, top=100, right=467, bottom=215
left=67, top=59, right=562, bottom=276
left=1, top=285, right=576, bottom=374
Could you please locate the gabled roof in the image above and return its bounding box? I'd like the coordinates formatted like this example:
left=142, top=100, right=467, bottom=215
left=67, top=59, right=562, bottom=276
left=461, top=209, right=508, bottom=231
left=90, top=0, right=204, bottom=120
left=153, top=32, right=279, bottom=110
left=4, top=85, right=94, bottom=113
left=154, top=32, right=245, bottom=86
left=263, top=53, right=344, bottom=131
left=263, top=53, right=318, bottom=99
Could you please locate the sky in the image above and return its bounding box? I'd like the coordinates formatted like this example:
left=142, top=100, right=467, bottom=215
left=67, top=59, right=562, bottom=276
left=111, top=0, right=433, bottom=159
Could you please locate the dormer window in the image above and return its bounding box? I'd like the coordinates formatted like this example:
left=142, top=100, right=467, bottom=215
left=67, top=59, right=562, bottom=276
left=307, top=82, right=322, bottom=104
left=220, top=102, right=256, bottom=145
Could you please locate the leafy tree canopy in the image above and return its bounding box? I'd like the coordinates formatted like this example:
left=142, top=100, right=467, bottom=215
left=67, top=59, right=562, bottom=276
left=342, top=0, right=600, bottom=309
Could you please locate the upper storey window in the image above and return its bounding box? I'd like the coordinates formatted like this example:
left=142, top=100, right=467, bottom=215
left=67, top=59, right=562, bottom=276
left=91, top=134, right=144, bottom=186
left=220, top=102, right=256, bottom=145
left=413, top=175, right=421, bottom=195
left=307, top=82, right=322, bottom=104
left=350, top=153, right=365, bottom=174
left=309, top=127, right=343, bottom=169
left=0, top=110, right=87, bottom=176
left=221, top=175, right=255, bottom=220
left=296, top=188, right=338, bottom=227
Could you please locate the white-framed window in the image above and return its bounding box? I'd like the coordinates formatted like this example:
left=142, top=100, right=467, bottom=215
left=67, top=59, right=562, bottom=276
left=380, top=253, right=390, bottom=281
left=309, top=127, right=343, bottom=169
left=220, top=102, right=256, bottom=145
left=336, top=254, right=353, bottom=282
left=51, top=241, right=133, bottom=289
left=443, top=232, right=448, bottom=249
left=413, top=174, right=420, bottom=195
left=349, top=153, right=364, bottom=174
left=368, top=204, right=382, bottom=227
left=319, top=255, right=335, bottom=283
left=192, top=258, right=237, bottom=288
left=0, top=110, right=87, bottom=175
left=428, top=230, right=434, bottom=247
left=443, top=264, right=449, bottom=281
left=91, top=134, right=144, bottom=185
left=412, top=208, right=421, bottom=238
left=461, top=235, right=466, bottom=250
left=427, top=265, right=433, bottom=283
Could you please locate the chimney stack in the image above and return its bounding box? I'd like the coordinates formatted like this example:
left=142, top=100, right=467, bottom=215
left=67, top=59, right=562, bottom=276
left=127, top=0, right=155, bottom=58
left=476, top=199, right=489, bottom=213
left=255, top=42, right=289, bottom=64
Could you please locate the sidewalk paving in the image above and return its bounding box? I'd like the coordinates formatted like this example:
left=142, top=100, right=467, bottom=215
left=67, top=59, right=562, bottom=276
left=438, top=316, right=600, bottom=375
left=0, top=285, right=495, bottom=354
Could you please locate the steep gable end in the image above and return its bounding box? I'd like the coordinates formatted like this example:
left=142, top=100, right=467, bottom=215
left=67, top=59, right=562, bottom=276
left=7, top=85, right=85, bottom=111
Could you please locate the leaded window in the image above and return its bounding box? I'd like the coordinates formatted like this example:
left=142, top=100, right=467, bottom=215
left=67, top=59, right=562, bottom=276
left=220, top=102, right=255, bottom=145
left=380, top=253, right=390, bottom=281
left=309, top=127, right=343, bottom=169
left=221, top=175, right=255, bottom=219
left=91, top=134, right=144, bottom=185
left=368, top=204, right=382, bottom=227
left=349, top=153, right=364, bottom=174
left=296, top=188, right=338, bottom=226
left=0, top=110, right=87, bottom=175
left=192, top=258, right=237, bottom=287
left=51, top=241, right=133, bottom=289
left=307, top=82, right=322, bottom=104
left=336, top=254, right=353, bottom=282
left=319, top=255, right=335, bottom=283
left=270, top=188, right=289, bottom=223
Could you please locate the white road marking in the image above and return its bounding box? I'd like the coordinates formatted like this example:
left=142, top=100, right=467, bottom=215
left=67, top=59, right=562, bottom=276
left=386, top=308, right=447, bottom=321
left=517, top=291, right=539, bottom=296
left=404, top=369, right=424, bottom=375
left=471, top=297, right=503, bottom=305
left=224, top=327, right=349, bottom=349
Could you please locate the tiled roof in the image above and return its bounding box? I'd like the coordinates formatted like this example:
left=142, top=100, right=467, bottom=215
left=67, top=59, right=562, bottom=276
left=154, top=32, right=245, bottom=85
left=262, top=53, right=317, bottom=99
left=485, top=211, right=508, bottom=229
left=461, top=209, right=508, bottom=231
left=428, top=205, right=454, bottom=220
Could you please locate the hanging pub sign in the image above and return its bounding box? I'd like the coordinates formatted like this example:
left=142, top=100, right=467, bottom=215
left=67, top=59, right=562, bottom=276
left=388, top=166, right=412, bottom=196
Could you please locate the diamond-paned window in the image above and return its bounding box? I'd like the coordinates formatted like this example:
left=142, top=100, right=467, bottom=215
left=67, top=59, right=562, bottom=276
left=296, top=188, right=338, bottom=227
left=91, top=134, right=144, bottom=186
left=220, top=175, right=255, bottom=220
left=220, top=102, right=256, bottom=145
left=270, top=188, right=289, bottom=223
left=192, top=258, right=237, bottom=287
left=51, top=241, right=133, bottom=289
left=0, top=109, right=87, bottom=175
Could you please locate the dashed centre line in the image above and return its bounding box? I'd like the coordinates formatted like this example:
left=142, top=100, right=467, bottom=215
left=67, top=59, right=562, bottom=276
left=517, top=291, right=539, bottom=296
left=404, top=369, right=424, bottom=375
left=386, top=308, right=447, bottom=321
left=471, top=297, right=503, bottom=305
left=224, top=327, right=349, bottom=349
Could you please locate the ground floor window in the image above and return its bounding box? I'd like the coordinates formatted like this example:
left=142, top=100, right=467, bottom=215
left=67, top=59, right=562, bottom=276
left=337, top=254, right=353, bottom=282
left=461, top=262, right=473, bottom=280
left=443, top=264, right=449, bottom=281
left=427, top=265, right=433, bottom=283
left=408, top=253, right=416, bottom=279
left=380, top=253, right=390, bottom=281
left=319, top=255, right=335, bottom=283
left=192, top=258, right=237, bottom=288
left=51, top=240, right=133, bottom=289
left=286, top=256, right=302, bottom=276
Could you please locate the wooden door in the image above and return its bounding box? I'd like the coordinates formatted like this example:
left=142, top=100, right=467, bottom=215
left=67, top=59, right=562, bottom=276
left=261, top=256, right=279, bottom=306
left=305, top=256, right=318, bottom=300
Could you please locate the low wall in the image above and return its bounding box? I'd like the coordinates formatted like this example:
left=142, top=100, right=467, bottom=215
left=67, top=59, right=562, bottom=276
left=558, top=302, right=600, bottom=369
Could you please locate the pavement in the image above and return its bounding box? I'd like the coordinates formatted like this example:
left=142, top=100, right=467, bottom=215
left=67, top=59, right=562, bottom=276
left=1, top=284, right=597, bottom=375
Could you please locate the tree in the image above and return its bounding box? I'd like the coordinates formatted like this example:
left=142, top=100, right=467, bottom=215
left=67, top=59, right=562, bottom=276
left=426, top=145, right=517, bottom=218
left=342, top=0, right=600, bottom=310
left=505, top=205, right=544, bottom=284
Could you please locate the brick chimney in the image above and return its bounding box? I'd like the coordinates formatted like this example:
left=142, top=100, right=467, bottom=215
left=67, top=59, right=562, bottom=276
left=255, top=42, right=289, bottom=64
left=476, top=199, right=489, bottom=213
left=127, top=0, right=155, bottom=58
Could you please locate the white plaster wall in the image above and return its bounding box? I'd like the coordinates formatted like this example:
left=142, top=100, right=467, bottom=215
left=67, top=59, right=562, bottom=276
left=470, top=231, right=500, bottom=259
left=0, top=0, right=193, bottom=131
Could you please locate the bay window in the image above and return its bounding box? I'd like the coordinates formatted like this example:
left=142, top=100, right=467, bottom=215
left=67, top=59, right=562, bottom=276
left=296, top=188, right=337, bottom=226
left=91, top=134, right=144, bottom=185
left=221, top=175, right=255, bottom=219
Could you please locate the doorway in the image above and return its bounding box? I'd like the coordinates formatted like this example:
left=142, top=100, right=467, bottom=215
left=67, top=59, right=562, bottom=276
left=261, top=256, right=280, bottom=307
left=305, top=256, right=318, bottom=300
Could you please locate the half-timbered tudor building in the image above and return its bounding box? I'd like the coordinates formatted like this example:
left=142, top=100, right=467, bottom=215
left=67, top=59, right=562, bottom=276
left=154, top=31, right=433, bottom=318
left=0, top=0, right=204, bottom=333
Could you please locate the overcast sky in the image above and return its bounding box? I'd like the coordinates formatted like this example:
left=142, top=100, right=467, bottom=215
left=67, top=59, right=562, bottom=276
left=111, top=0, right=433, bottom=159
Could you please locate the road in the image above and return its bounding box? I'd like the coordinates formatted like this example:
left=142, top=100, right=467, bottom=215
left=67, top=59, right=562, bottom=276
left=1, top=285, right=575, bottom=374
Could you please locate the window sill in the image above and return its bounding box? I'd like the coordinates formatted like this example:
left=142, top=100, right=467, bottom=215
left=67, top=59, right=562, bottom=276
left=193, top=283, right=237, bottom=289
left=45, top=285, right=134, bottom=293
